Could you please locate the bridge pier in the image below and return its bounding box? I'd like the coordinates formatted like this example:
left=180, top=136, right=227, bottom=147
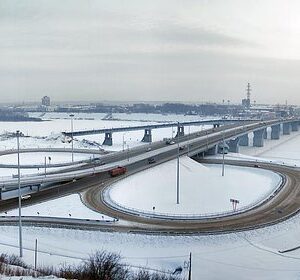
left=205, top=145, right=218, bottom=156
left=239, top=134, right=249, bottom=146
left=227, top=138, right=240, bottom=153
left=271, top=124, right=280, bottom=140
left=263, top=128, right=268, bottom=139
left=142, top=128, right=152, bottom=143
left=102, top=131, right=113, bottom=146
left=253, top=129, right=264, bottom=147
left=283, top=123, right=291, bottom=135
left=291, top=122, right=299, bottom=132
left=175, top=125, right=184, bottom=138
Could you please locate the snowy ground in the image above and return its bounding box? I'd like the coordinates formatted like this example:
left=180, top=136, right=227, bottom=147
left=240, top=128, right=300, bottom=165
left=0, top=152, right=92, bottom=166
left=108, top=156, right=281, bottom=216
left=1, top=113, right=300, bottom=279
left=2, top=216, right=300, bottom=279
left=0, top=112, right=212, bottom=166
left=0, top=194, right=113, bottom=221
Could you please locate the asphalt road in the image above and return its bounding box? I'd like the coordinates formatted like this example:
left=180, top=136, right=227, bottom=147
left=1, top=118, right=300, bottom=234
left=81, top=159, right=300, bottom=234
left=0, top=118, right=289, bottom=188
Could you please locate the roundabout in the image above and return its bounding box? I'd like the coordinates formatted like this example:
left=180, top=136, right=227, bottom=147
left=81, top=158, right=300, bottom=234
left=104, top=157, right=282, bottom=219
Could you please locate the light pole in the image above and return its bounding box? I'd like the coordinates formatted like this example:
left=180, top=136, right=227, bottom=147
left=122, top=133, right=126, bottom=152
left=44, top=156, right=47, bottom=178
left=176, top=122, right=180, bottom=204
left=69, top=114, right=75, bottom=162
left=187, top=126, right=191, bottom=156
left=16, top=130, right=23, bottom=258
left=222, top=119, right=225, bottom=177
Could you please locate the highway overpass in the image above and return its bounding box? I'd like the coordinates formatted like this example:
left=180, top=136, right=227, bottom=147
left=0, top=117, right=299, bottom=190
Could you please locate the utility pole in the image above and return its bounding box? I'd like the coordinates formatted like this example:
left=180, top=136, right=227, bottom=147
left=176, top=122, right=180, bottom=204
left=69, top=114, right=75, bottom=162
left=16, top=130, right=23, bottom=258
left=222, top=121, right=225, bottom=177
left=34, top=239, right=38, bottom=270
left=44, top=156, right=47, bottom=178
left=122, top=133, right=125, bottom=152
left=188, top=252, right=192, bottom=280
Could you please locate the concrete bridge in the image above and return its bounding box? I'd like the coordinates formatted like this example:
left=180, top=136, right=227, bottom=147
left=63, top=118, right=258, bottom=146
left=218, top=118, right=300, bottom=155
left=1, top=117, right=299, bottom=190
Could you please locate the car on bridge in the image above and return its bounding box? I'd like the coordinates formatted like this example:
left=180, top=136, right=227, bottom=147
left=109, top=166, right=127, bottom=177
left=148, top=158, right=156, bottom=164
left=165, top=139, right=175, bottom=145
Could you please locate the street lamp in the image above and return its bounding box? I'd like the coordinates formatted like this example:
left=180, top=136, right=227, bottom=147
left=122, top=133, right=126, bottom=152
left=69, top=114, right=75, bottom=162
left=16, top=130, right=23, bottom=258
left=176, top=122, right=180, bottom=204
left=187, top=126, right=191, bottom=156
left=222, top=120, right=225, bottom=177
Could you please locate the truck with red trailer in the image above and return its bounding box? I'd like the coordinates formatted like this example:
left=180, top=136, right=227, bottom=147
left=109, top=166, right=127, bottom=177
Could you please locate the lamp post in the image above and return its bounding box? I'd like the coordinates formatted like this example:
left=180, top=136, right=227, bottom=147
left=122, top=133, right=126, bottom=152
left=176, top=122, right=180, bottom=204
left=222, top=120, right=225, bottom=177
left=187, top=126, right=191, bottom=156
left=69, top=114, right=75, bottom=162
left=16, top=130, right=23, bottom=258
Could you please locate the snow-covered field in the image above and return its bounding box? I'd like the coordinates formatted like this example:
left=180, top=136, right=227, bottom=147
left=2, top=215, right=300, bottom=279
left=0, top=112, right=212, bottom=175
left=0, top=194, right=113, bottom=221
left=108, top=156, right=281, bottom=216
left=1, top=113, right=300, bottom=279
left=0, top=152, right=92, bottom=166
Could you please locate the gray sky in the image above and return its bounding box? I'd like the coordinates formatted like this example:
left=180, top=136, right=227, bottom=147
left=1, top=0, right=300, bottom=104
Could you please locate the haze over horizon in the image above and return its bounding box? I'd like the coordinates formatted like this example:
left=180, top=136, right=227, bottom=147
left=1, top=0, right=300, bottom=105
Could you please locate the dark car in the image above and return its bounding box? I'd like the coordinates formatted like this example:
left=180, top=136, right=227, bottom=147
left=148, top=158, right=156, bottom=164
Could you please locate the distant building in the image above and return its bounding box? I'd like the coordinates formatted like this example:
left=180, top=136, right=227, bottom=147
left=242, top=98, right=250, bottom=109
left=242, top=83, right=251, bottom=109
left=42, top=96, right=50, bottom=106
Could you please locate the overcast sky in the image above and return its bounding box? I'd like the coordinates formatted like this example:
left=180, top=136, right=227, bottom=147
left=1, top=0, right=300, bottom=104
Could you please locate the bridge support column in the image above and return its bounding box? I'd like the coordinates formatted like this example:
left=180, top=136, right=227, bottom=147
left=205, top=145, right=217, bottom=156
left=271, top=124, right=280, bottom=140
left=253, top=129, right=264, bottom=147
left=239, top=134, right=249, bottom=146
left=102, top=131, right=113, bottom=146
left=175, top=125, right=184, bottom=138
left=227, top=138, right=240, bottom=153
left=291, top=122, right=299, bottom=132
left=263, top=128, right=268, bottom=139
left=283, top=123, right=291, bottom=135
left=142, top=128, right=152, bottom=143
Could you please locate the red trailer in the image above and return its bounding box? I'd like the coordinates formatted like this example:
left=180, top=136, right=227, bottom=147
left=109, top=166, right=127, bottom=177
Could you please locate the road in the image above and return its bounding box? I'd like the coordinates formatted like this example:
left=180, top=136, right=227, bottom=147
left=0, top=118, right=296, bottom=188
left=1, top=118, right=300, bottom=234
left=78, top=159, right=300, bottom=234
left=1, top=157, right=300, bottom=235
